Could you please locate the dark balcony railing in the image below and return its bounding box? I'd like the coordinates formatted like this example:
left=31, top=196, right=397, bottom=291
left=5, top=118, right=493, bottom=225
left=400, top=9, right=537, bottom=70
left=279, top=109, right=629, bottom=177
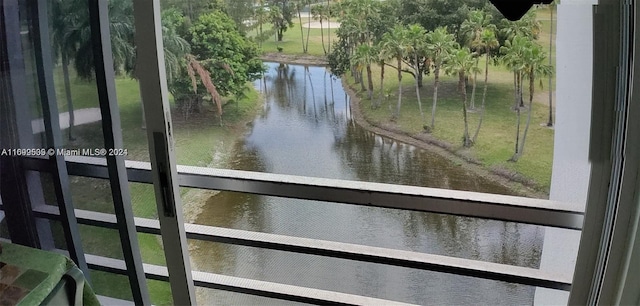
left=17, top=155, right=581, bottom=304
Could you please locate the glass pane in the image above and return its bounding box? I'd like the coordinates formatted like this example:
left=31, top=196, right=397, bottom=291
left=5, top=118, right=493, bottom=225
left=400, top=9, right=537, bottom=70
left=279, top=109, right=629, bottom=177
left=89, top=270, right=133, bottom=302
left=129, top=182, right=159, bottom=219
left=67, top=176, right=115, bottom=214
left=190, top=240, right=536, bottom=305
left=184, top=189, right=543, bottom=265
left=195, top=287, right=303, bottom=306
left=78, top=225, right=124, bottom=260
left=45, top=0, right=106, bottom=152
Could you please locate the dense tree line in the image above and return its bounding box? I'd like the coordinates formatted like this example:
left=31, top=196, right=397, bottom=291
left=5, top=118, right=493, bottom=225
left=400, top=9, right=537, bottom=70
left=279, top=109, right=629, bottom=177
left=320, top=0, right=552, bottom=161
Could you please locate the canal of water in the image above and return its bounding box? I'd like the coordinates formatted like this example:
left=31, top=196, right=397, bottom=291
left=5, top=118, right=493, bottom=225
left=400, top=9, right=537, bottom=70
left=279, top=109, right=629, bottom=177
left=189, top=62, right=543, bottom=305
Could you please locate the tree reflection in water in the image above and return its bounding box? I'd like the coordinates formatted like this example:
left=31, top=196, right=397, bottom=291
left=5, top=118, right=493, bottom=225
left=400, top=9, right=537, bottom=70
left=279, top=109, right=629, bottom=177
left=190, top=63, right=543, bottom=305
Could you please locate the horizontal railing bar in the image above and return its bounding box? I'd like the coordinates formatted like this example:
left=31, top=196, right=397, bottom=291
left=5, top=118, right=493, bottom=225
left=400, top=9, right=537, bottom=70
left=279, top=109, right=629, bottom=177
left=76, top=252, right=415, bottom=305
left=35, top=205, right=572, bottom=291
left=96, top=295, right=135, bottom=306
left=22, top=156, right=584, bottom=230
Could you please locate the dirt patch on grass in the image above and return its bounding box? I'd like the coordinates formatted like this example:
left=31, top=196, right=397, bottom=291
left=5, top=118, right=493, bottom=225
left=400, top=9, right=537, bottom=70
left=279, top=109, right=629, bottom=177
left=343, top=79, right=548, bottom=199
left=260, top=52, right=328, bottom=65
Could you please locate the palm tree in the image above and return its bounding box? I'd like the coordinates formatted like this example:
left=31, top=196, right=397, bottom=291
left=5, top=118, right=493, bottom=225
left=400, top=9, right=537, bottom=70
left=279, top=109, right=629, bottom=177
left=547, top=0, right=557, bottom=127
left=381, top=25, right=408, bottom=120
left=499, top=9, right=542, bottom=41
left=500, top=35, right=528, bottom=110
left=351, top=44, right=376, bottom=100
left=426, top=27, right=458, bottom=130
left=51, top=0, right=80, bottom=141
left=373, top=42, right=391, bottom=109
left=269, top=6, right=287, bottom=42
left=326, top=0, right=332, bottom=54
left=255, top=0, right=268, bottom=47
left=139, top=17, right=191, bottom=128
left=405, top=24, right=428, bottom=125
left=294, top=0, right=310, bottom=53
left=461, top=10, right=495, bottom=110
left=472, top=29, right=499, bottom=143
left=311, top=4, right=328, bottom=54
left=445, top=48, right=478, bottom=148
left=71, top=0, right=135, bottom=79
left=510, top=43, right=553, bottom=161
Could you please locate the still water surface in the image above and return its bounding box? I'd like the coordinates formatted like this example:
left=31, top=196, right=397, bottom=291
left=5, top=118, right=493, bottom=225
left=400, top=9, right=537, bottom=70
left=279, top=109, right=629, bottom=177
left=189, top=62, right=543, bottom=305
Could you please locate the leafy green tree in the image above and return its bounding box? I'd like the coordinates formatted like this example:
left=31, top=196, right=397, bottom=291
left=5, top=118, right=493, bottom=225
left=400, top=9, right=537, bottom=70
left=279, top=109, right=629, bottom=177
left=381, top=25, right=408, bottom=119
left=426, top=27, right=458, bottom=130
left=395, top=0, right=486, bottom=42
left=225, top=0, right=256, bottom=33
left=472, top=28, right=499, bottom=143
left=268, top=0, right=294, bottom=41
left=444, top=47, right=479, bottom=147
left=510, top=43, right=552, bottom=161
left=174, top=10, right=263, bottom=116
left=161, top=0, right=225, bottom=20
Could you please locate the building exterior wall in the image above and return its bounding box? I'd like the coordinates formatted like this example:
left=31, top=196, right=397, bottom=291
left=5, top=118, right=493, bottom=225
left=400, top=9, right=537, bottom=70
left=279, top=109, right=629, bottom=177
left=534, top=1, right=597, bottom=304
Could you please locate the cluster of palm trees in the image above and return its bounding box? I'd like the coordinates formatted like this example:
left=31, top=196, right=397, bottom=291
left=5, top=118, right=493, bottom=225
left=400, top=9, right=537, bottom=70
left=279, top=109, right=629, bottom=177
left=334, top=0, right=553, bottom=160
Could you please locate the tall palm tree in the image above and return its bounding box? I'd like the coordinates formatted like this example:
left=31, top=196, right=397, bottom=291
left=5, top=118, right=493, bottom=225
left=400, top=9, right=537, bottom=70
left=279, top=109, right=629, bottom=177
left=472, top=29, right=499, bottom=143
left=499, top=9, right=542, bottom=41
left=255, top=0, right=268, bottom=47
left=500, top=35, right=529, bottom=110
left=140, top=17, right=191, bottom=128
left=510, top=43, right=553, bottom=161
left=445, top=48, right=478, bottom=148
left=405, top=24, right=428, bottom=125
left=311, top=4, right=329, bottom=54
left=71, top=0, right=135, bottom=79
left=326, top=0, right=331, bottom=54
left=461, top=10, right=495, bottom=110
left=294, top=0, right=310, bottom=53
left=373, top=42, right=391, bottom=109
left=426, top=27, right=458, bottom=130
left=381, top=25, right=408, bottom=120
left=547, top=0, right=557, bottom=127
left=351, top=44, right=376, bottom=100
left=51, top=0, right=81, bottom=141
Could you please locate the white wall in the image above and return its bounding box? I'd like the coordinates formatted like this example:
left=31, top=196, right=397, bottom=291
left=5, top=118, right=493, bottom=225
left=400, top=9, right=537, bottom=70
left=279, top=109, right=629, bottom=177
left=534, top=1, right=597, bottom=304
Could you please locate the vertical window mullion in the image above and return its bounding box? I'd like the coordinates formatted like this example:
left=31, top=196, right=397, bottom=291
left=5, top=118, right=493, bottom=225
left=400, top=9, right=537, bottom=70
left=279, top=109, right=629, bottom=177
left=29, top=0, right=90, bottom=277
left=0, top=0, right=44, bottom=249
left=132, top=0, right=197, bottom=304
left=86, top=0, right=150, bottom=304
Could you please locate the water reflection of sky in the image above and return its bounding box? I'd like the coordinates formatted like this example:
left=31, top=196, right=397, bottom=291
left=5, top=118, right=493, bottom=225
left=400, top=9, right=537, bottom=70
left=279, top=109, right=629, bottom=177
left=191, top=63, right=543, bottom=305
left=249, top=63, right=355, bottom=180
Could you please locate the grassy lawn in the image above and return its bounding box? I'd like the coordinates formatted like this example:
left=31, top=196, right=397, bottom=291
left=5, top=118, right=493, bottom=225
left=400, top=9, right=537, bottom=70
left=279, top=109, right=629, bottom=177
left=32, top=6, right=556, bottom=303
left=51, top=73, right=261, bottom=304
left=283, top=7, right=555, bottom=192
left=347, top=58, right=554, bottom=191
left=250, top=22, right=337, bottom=56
